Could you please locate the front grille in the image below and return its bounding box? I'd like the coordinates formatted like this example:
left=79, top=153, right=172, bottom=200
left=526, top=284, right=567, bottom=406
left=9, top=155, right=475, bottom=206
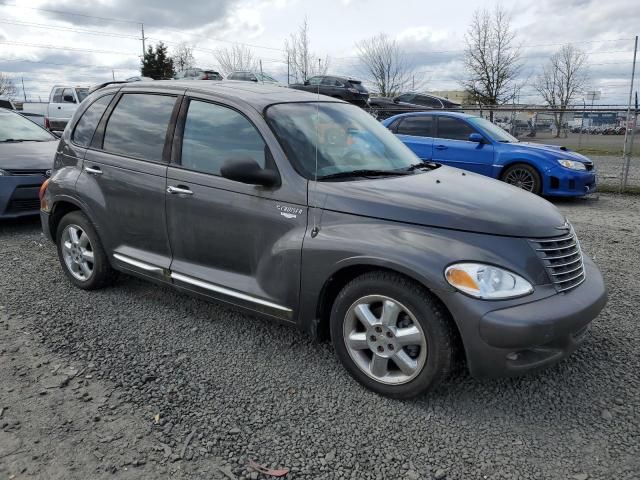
left=6, top=169, right=48, bottom=176
left=529, top=227, right=585, bottom=293
left=6, top=198, right=41, bottom=213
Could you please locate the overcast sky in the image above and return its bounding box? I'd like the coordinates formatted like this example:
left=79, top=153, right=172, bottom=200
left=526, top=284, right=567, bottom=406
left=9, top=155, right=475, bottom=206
left=0, top=0, right=638, bottom=104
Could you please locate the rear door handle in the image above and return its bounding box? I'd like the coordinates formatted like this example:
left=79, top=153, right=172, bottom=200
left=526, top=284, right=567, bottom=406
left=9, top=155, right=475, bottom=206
left=84, top=166, right=102, bottom=175
left=435, top=145, right=448, bottom=150
left=167, top=185, right=193, bottom=195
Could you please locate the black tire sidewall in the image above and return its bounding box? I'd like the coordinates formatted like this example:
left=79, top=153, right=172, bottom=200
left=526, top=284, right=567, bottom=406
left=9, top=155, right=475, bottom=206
left=330, top=273, right=452, bottom=399
left=502, top=163, right=542, bottom=195
left=55, top=211, right=113, bottom=290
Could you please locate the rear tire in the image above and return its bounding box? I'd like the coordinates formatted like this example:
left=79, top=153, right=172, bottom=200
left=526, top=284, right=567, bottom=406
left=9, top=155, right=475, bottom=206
left=501, top=163, right=542, bottom=195
left=330, top=271, right=456, bottom=399
left=56, top=211, right=116, bottom=290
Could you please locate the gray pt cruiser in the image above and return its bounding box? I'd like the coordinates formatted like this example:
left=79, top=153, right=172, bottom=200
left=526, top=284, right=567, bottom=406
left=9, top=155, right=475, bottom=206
left=40, top=81, right=607, bottom=399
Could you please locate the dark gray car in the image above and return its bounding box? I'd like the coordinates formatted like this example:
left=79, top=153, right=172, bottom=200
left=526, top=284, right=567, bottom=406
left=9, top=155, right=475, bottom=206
left=40, top=81, right=607, bottom=399
left=1, top=108, right=57, bottom=218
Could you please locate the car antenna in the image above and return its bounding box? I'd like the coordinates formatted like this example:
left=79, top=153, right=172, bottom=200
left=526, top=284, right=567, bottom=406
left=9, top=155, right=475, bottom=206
left=311, top=62, right=321, bottom=237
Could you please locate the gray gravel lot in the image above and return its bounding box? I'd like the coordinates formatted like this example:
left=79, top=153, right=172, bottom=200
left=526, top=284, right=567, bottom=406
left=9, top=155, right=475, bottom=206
left=1, top=193, right=639, bottom=479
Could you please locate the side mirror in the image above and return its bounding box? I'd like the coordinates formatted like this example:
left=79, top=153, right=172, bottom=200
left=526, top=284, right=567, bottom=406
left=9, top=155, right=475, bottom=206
left=469, top=133, right=484, bottom=143
left=63, top=95, right=75, bottom=103
left=220, top=157, right=279, bottom=187
left=303, top=80, right=310, bottom=86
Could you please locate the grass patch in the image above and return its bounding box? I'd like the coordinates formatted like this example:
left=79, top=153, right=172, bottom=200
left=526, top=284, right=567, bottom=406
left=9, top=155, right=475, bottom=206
left=597, top=183, right=640, bottom=195
left=572, top=147, right=624, bottom=156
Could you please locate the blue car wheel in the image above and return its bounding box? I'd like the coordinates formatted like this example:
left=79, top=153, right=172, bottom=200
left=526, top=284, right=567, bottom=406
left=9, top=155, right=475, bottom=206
left=501, top=163, right=542, bottom=195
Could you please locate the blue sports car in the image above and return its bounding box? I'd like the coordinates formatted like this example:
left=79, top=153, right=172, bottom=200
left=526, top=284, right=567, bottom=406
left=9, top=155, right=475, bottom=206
left=382, top=111, right=596, bottom=196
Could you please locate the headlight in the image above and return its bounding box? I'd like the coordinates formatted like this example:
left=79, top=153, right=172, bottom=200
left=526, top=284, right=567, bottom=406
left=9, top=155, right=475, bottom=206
left=445, top=263, right=533, bottom=299
left=0, top=168, right=10, bottom=176
left=557, top=159, right=586, bottom=171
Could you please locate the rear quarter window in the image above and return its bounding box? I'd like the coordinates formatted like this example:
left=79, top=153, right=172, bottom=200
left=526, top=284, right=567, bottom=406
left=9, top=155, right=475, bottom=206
left=72, top=94, right=115, bottom=147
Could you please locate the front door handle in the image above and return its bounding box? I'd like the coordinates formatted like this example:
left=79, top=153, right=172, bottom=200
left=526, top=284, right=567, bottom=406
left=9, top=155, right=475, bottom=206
left=84, top=166, right=102, bottom=175
left=167, top=185, right=193, bottom=195
left=435, top=145, right=448, bottom=150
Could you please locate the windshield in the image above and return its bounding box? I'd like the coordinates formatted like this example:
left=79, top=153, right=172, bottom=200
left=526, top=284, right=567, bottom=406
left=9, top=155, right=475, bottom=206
left=468, top=116, right=519, bottom=143
left=0, top=110, right=55, bottom=142
left=257, top=73, right=277, bottom=83
left=76, top=88, right=89, bottom=102
left=266, top=102, right=422, bottom=179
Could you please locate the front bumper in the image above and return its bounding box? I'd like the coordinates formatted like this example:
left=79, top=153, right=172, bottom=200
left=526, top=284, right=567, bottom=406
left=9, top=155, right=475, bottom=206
left=0, top=175, right=45, bottom=219
left=543, top=165, right=597, bottom=197
left=444, top=256, right=606, bottom=378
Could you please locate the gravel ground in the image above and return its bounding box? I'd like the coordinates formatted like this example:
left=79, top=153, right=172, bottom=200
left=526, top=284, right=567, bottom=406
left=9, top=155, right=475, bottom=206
left=1, top=193, right=639, bottom=480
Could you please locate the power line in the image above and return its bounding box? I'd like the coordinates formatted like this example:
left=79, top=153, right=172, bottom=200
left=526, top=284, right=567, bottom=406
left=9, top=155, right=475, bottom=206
left=0, top=1, right=141, bottom=25
left=0, top=40, right=139, bottom=56
left=0, top=19, right=140, bottom=39
left=0, top=57, right=138, bottom=71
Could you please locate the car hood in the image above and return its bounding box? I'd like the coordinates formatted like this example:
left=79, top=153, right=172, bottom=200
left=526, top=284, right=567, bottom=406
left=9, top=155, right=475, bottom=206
left=312, top=166, right=567, bottom=238
left=0, top=140, right=58, bottom=170
left=515, top=142, right=592, bottom=163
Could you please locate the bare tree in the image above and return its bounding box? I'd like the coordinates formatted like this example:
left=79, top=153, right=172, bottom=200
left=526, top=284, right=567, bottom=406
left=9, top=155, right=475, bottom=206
left=0, top=72, right=17, bottom=98
left=284, top=17, right=329, bottom=83
left=462, top=4, right=521, bottom=119
left=535, top=44, right=588, bottom=137
left=356, top=33, right=415, bottom=97
left=172, top=43, right=195, bottom=72
left=215, top=44, right=259, bottom=75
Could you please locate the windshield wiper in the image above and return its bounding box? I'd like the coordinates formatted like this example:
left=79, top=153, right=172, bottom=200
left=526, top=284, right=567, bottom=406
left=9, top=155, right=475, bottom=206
left=317, top=169, right=410, bottom=181
left=1, top=139, right=25, bottom=143
left=406, top=162, right=438, bottom=171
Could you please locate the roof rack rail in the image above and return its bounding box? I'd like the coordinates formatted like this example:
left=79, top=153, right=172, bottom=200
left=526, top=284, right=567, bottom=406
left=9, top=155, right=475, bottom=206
left=88, top=81, right=127, bottom=94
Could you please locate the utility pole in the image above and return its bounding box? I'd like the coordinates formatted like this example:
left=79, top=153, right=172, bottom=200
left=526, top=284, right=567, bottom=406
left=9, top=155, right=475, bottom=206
left=21, top=77, right=26, bottom=102
left=621, top=35, right=638, bottom=192
left=140, top=23, right=146, bottom=59
left=287, top=53, right=290, bottom=85
left=259, top=60, right=264, bottom=83
left=112, top=70, right=115, bottom=81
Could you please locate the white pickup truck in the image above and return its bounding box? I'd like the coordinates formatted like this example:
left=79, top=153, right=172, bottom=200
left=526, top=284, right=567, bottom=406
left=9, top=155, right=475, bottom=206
left=46, top=85, right=89, bottom=132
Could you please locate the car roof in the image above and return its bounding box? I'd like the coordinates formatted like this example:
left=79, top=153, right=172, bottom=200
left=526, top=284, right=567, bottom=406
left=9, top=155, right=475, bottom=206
left=385, top=111, right=474, bottom=122
left=97, top=80, right=345, bottom=110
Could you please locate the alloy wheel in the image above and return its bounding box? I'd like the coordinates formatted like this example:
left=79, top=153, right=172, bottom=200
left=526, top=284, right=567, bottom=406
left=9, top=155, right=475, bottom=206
left=343, top=295, right=427, bottom=385
left=61, top=224, right=95, bottom=281
left=504, top=168, right=535, bottom=191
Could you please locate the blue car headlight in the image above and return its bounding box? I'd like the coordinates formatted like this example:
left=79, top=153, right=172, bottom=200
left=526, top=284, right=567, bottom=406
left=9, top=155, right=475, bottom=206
left=557, top=159, right=586, bottom=171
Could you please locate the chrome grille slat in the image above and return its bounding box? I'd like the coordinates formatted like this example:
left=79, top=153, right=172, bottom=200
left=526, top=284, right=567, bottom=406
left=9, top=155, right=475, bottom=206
left=529, top=226, right=585, bottom=293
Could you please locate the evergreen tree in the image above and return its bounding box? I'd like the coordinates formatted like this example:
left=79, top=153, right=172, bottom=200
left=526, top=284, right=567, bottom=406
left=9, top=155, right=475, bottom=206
left=140, top=42, right=175, bottom=80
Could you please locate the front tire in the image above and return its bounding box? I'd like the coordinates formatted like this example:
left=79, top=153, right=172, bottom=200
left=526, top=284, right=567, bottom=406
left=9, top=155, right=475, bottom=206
left=56, top=211, right=116, bottom=290
left=330, top=271, right=456, bottom=399
left=501, top=163, right=542, bottom=195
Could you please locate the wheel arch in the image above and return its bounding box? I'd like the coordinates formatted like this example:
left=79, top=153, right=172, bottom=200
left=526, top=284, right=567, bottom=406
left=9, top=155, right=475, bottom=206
left=313, top=262, right=464, bottom=364
left=47, top=197, right=85, bottom=243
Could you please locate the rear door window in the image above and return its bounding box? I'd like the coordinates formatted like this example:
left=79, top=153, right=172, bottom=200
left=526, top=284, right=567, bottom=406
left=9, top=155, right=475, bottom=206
left=414, top=95, right=443, bottom=108
left=102, top=93, right=176, bottom=162
left=436, top=116, right=476, bottom=141
left=180, top=100, right=266, bottom=176
left=396, top=116, right=433, bottom=137
left=72, top=94, right=114, bottom=147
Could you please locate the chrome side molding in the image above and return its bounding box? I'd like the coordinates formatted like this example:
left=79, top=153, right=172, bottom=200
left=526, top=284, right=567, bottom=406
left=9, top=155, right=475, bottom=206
left=113, top=253, right=164, bottom=273
left=170, top=272, right=292, bottom=313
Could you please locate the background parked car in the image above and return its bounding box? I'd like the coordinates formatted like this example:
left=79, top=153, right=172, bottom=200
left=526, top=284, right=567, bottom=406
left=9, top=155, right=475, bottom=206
left=46, top=85, right=89, bottom=133
left=369, top=93, right=462, bottom=119
left=174, top=68, right=223, bottom=80
left=288, top=75, right=369, bottom=106
left=384, top=111, right=596, bottom=197
left=0, top=108, right=57, bottom=218
left=226, top=71, right=280, bottom=84
left=0, top=96, right=16, bottom=110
